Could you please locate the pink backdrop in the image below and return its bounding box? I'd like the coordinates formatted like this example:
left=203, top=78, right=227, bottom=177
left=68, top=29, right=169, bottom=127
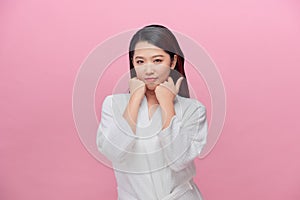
left=1, top=0, right=300, bottom=199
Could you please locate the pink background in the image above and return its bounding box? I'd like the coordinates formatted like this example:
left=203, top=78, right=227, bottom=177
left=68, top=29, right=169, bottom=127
left=1, top=0, right=300, bottom=199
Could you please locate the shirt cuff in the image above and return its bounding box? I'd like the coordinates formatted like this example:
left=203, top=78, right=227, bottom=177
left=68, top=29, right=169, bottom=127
left=157, top=115, right=182, bottom=147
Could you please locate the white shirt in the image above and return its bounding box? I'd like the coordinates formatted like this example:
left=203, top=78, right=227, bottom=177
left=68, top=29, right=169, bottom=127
left=97, top=94, right=207, bottom=200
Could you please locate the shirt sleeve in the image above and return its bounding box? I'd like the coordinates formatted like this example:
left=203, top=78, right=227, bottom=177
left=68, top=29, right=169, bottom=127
left=96, top=95, right=136, bottom=163
left=157, top=102, right=208, bottom=172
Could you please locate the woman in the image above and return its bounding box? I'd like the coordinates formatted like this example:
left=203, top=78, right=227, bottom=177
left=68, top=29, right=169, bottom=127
left=97, top=24, right=208, bottom=200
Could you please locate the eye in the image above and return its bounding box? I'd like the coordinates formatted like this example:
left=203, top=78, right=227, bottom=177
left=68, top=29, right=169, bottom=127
left=136, top=60, right=144, bottom=64
left=153, top=59, right=162, bottom=63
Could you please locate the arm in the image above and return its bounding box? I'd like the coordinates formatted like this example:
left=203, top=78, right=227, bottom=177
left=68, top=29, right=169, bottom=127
left=96, top=96, right=137, bottom=163
left=122, top=77, right=146, bottom=133
left=160, top=100, right=176, bottom=129
left=155, top=77, right=183, bottom=129
left=97, top=77, right=145, bottom=163
left=158, top=102, right=208, bottom=172
left=123, top=94, right=144, bottom=134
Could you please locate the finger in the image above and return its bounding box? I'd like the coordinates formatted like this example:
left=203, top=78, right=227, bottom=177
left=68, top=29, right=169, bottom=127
left=159, top=82, right=171, bottom=91
left=175, top=77, right=184, bottom=93
left=131, top=77, right=144, bottom=84
left=160, top=78, right=168, bottom=85
left=159, top=81, right=168, bottom=88
left=133, top=83, right=145, bottom=93
left=160, top=81, right=176, bottom=95
left=167, top=76, right=174, bottom=85
left=130, top=77, right=137, bottom=84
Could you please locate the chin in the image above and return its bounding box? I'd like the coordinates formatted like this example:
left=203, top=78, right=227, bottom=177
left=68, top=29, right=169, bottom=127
left=146, top=83, right=158, bottom=91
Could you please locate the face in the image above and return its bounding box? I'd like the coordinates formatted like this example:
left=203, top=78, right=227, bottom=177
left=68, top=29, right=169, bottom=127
left=132, top=41, right=177, bottom=91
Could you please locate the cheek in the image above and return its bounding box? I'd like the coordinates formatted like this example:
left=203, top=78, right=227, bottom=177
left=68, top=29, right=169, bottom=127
left=133, top=67, right=143, bottom=78
left=157, top=67, right=171, bottom=81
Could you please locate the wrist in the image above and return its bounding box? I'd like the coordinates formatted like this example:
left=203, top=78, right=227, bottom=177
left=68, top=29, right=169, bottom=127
left=159, top=98, right=174, bottom=108
left=130, top=93, right=144, bottom=104
left=157, top=93, right=175, bottom=105
left=161, top=106, right=175, bottom=129
left=160, top=102, right=175, bottom=116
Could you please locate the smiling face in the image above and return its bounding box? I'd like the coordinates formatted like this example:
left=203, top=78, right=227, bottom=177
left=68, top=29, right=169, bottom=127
left=132, top=41, right=177, bottom=91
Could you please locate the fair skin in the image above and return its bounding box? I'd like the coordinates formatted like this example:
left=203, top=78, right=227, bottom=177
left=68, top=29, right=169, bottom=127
left=123, top=41, right=183, bottom=134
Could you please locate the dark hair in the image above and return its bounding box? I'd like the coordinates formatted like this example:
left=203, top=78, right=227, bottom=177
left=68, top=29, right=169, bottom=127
left=128, top=24, right=190, bottom=98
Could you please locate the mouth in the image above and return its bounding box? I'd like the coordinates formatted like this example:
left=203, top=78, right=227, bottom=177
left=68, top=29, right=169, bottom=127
left=144, top=77, right=158, bottom=83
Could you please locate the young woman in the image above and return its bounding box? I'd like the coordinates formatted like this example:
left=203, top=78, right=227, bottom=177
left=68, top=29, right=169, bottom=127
left=97, top=24, right=208, bottom=200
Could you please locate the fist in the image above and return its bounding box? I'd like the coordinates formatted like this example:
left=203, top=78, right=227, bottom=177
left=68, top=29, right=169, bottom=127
left=129, top=77, right=146, bottom=100
left=155, top=77, right=184, bottom=105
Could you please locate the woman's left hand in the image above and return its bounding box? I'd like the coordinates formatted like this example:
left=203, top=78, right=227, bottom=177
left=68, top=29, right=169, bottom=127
left=155, top=77, right=184, bottom=106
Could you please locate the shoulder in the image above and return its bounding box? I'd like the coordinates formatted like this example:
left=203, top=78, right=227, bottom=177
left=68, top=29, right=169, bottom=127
left=175, top=95, right=206, bottom=110
left=175, top=95, right=206, bottom=120
left=103, top=93, right=130, bottom=103
left=102, top=93, right=130, bottom=110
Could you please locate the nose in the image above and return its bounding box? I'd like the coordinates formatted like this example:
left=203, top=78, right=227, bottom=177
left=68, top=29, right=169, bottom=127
left=144, top=63, right=154, bottom=75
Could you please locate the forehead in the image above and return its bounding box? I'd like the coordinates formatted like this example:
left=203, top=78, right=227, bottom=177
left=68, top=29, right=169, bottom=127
left=133, top=41, right=168, bottom=58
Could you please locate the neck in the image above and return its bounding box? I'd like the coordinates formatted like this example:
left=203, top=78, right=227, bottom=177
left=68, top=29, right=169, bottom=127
left=145, top=89, right=158, bottom=103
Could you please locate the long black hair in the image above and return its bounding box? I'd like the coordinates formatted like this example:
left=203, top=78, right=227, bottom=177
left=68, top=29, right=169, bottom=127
left=128, top=24, right=190, bottom=98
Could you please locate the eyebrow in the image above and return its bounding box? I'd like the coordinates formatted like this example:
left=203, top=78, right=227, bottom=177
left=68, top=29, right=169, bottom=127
left=134, top=55, right=165, bottom=59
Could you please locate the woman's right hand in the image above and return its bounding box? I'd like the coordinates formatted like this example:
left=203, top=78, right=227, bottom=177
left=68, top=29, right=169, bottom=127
left=129, top=77, right=146, bottom=101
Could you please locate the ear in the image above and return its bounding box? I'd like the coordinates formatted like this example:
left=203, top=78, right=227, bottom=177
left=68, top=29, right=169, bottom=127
left=171, top=55, right=177, bottom=69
